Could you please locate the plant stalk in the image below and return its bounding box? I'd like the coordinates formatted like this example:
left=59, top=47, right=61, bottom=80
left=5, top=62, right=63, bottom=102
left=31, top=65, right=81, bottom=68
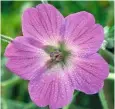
left=1, top=34, right=13, bottom=43
left=99, top=89, right=108, bottom=109
left=41, top=0, right=48, bottom=4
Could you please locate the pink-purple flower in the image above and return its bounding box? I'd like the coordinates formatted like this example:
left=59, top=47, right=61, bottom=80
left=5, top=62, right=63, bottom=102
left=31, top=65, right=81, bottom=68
left=5, top=4, right=109, bottom=109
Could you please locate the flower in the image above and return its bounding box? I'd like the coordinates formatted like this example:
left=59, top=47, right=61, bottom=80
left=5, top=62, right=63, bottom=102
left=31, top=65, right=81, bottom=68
left=5, top=3, right=109, bottom=109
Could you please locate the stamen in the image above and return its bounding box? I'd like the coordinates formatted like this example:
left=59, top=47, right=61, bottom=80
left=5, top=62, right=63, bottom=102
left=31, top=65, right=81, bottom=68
left=44, top=42, right=70, bottom=69
left=50, top=49, right=63, bottom=62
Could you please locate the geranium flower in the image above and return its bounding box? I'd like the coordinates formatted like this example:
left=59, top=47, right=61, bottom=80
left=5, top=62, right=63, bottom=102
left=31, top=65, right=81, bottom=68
left=5, top=4, right=109, bottom=109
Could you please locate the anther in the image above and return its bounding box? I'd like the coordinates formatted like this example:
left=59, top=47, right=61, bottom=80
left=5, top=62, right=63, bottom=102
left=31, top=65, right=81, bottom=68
left=50, top=49, right=63, bottom=62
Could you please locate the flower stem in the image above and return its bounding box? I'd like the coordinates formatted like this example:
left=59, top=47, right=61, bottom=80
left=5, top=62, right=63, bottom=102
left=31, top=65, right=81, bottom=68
left=41, top=0, right=48, bottom=4
left=99, top=89, right=108, bottom=109
left=1, top=34, right=13, bottom=43
left=99, top=48, right=114, bottom=65
left=107, top=73, right=114, bottom=80
left=1, top=76, right=22, bottom=88
left=109, top=65, right=114, bottom=72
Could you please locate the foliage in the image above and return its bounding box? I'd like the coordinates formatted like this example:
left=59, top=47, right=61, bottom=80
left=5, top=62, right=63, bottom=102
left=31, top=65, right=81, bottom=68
left=1, top=1, right=114, bottom=109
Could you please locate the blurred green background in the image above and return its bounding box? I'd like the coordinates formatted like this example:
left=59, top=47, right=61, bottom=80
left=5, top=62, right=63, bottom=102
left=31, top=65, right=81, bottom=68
left=1, top=1, right=114, bottom=109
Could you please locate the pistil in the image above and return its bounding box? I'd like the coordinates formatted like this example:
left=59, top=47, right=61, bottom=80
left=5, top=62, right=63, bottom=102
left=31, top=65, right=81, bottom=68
left=44, top=42, right=70, bottom=69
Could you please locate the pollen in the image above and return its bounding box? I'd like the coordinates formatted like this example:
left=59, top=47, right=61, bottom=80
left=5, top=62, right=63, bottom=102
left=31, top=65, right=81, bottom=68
left=44, top=42, right=71, bottom=69
left=50, top=49, right=63, bottom=62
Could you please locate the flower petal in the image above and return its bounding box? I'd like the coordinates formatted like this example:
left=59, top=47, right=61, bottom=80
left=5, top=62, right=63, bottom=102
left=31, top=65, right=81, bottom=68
left=5, top=36, right=49, bottom=80
left=28, top=72, right=74, bottom=108
left=68, top=53, right=109, bottom=94
left=64, top=11, right=104, bottom=57
left=22, top=4, right=64, bottom=45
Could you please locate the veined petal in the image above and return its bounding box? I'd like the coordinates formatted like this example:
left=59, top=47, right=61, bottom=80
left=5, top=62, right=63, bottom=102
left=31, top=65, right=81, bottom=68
left=22, top=4, right=64, bottom=45
left=5, top=36, right=49, bottom=80
left=64, top=11, right=95, bottom=40
left=28, top=72, right=74, bottom=108
left=64, top=11, right=104, bottom=57
left=68, top=53, right=109, bottom=94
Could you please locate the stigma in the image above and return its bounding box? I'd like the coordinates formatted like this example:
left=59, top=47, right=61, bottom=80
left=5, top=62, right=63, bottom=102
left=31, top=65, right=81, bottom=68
left=50, top=49, right=63, bottom=62
left=44, top=42, right=71, bottom=69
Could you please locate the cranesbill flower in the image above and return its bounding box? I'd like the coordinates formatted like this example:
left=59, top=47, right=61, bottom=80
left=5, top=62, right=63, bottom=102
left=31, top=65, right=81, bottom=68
left=5, top=4, right=109, bottom=109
